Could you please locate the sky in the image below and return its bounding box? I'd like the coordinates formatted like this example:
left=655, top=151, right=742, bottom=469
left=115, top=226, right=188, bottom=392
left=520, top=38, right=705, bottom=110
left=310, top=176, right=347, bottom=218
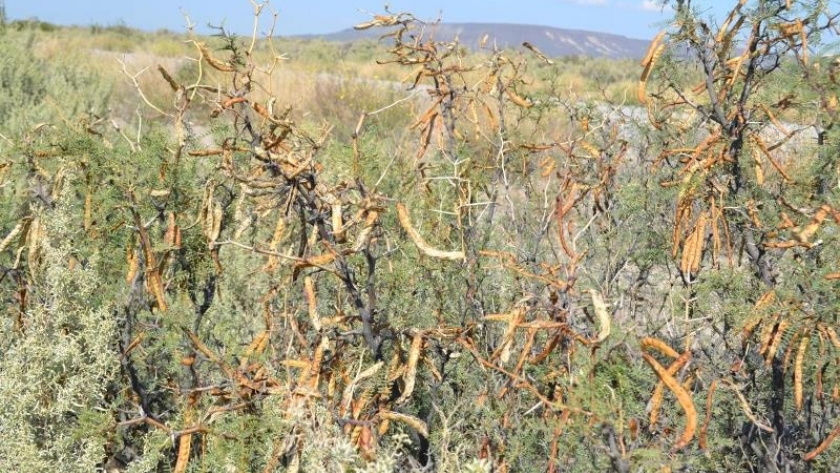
left=6, top=1, right=738, bottom=40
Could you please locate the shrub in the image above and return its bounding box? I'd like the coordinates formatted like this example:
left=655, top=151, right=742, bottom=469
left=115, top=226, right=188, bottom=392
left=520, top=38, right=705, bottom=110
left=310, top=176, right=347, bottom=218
left=0, top=178, right=119, bottom=472
left=0, top=1, right=839, bottom=472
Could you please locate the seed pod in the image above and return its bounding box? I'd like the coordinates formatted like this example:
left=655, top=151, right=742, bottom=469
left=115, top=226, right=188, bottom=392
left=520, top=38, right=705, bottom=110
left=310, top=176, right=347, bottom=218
left=396, top=203, right=464, bottom=261
left=639, top=31, right=666, bottom=104
left=196, top=42, right=235, bottom=72
left=589, top=290, right=611, bottom=345
left=642, top=352, right=697, bottom=450
left=397, top=332, right=424, bottom=404
left=794, top=335, right=810, bottom=411
left=379, top=409, right=428, bottom=437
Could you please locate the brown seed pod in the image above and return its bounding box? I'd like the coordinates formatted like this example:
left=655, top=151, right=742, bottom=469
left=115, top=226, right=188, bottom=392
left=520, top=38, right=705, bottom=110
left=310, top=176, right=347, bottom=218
left=589, top=290, right=611, bottom=345
left=642, top=352, right=697, bottom=450
left=699, top=379, right=718, bottom=451
left=379, top=409, right=428, bottom=437
left=804, top=422, right=840, bottom=461
left=396, top=203, right=465, bottom=261
left=639, top=31, right=666, bottom=104
left=640, top=337, right=680, bottom=359
left=173, top=411, right=193, bottom=473
left=125, top=242, right=139, bottom=285
left=763, top=319, right=791, bottom=365
left=794, top=334, right=810, bottom=411
left=397, top=332, right=424, bottom=404
left=341, top=362, right=384, bottom=415
left=680, top=213, right=707, bottom=275
left=303, top=277, right=321, bottom=331
left=649, top=351, right=691, bottom=428
left=506, top=87, right=534, bottom=108
left=0, top=218, right=26, bottom=253
left=196, top=42, right=236, bottom=72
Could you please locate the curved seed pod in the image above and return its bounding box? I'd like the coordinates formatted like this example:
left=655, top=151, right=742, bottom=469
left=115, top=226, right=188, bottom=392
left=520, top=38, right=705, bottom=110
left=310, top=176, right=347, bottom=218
left=805, top=423, right=840, bottom=461
left=578, top=141, right=601, bottom=160
left=757, top=315, right=780, bottom=358
left=680, top=213, right=707, bottom=274
left=782, top=332, right=799, bottom=374
left=379, top=352, right=402, bottom=398
left=208, top=203, right=223, bottom=245
left=241, top=330, right=270, bottom=369
left=794, top=334, right=810, bottom=411
left=350, top=424, right=363, bottom=446
left=721, top=379, right=774, bottom=433
left=280, top=359, right=309, bottom=369
left=292, top=253, right=336, bottom=280
left=410, top=97, right=443, bottom=130
left=672, top=203, right=692, bottom=258
left=754, top=290, right=777, bottom=310
left=639, top=31, right=666, bottom=104
left=589, top=290, right=611, bottom=345
left=387, top=350, right=406, bottom=383
left=196, top=42, right=236, bottom=72
left=341, top=362, right=384, bottom=414
left=649, top=351, right=691, bottom=428
left=173, top=411, right=193, bottom=473
left=352, top=387, right=373, bottom=421
left=764, top=319, right=791, bottom=365
left=642, top=31, right=666, bottom=68
left=642, top=352, right=697, bottom=450
left=699, top=379, right=718, bottom=451
left=820, top=324, right=840, bottom=349
left=506, top=87, right=533, bottom=108
left=795, top=204, right=832, bottom=245
left=0, top=218, right=26, bottom=253
left=640, top=337, right=680, bottom=359
left=125, top=240, right=140, bottom=285
left=306, top=337, right=330, bottom=390
left=751, top=135, right=792, bottom=183
left=681, top=233, right=701, bottom=273
left=396, top=203, right=464, bottom=261
left=378, top=418, right=391, bottom=436
left=264, top=214, right=288, bottom=272
left=379, top=409, right=428, bottom=437
left=397, top=332, right=424, bottom=404
left=523, top=41, right=555, bottom=65
left=352, top=210, right=379, bottom=253
left=303, top=277, right=322, bottom=331
left=172, top=434, right=192, bottom=473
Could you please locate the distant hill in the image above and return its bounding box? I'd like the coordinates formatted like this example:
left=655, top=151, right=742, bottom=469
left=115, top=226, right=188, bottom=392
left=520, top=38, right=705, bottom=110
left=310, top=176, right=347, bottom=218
left=291, top=22, right=652, bottom=60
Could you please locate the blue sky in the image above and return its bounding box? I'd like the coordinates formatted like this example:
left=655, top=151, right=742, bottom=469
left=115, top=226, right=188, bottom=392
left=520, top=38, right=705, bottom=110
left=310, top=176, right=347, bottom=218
left=6, top=1, right=736, bottom=40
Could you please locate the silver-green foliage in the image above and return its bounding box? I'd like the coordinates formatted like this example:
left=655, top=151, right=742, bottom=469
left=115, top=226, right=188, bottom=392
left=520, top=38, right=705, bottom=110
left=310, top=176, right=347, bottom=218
left=0, top=30, right=111, bottom=134
left=0, top=177, right=119, bottom=473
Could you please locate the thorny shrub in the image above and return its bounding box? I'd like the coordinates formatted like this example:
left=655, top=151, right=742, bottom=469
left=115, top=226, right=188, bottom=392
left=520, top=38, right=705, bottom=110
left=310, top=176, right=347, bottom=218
left=0, top=1, right=839, bottom=472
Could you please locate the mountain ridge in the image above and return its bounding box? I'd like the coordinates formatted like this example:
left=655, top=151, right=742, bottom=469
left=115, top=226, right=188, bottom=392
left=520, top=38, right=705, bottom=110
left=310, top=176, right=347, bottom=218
left=289, top=22, right=652, bottom=59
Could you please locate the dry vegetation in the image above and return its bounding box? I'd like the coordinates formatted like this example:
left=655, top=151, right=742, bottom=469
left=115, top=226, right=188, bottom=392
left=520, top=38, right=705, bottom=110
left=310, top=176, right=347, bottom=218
left=1, top=1, right=840, bottom=472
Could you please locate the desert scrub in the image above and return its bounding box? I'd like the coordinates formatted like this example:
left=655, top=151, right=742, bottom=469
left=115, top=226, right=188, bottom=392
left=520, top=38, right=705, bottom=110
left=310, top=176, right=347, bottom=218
left=0, top=1, right=837, bottom=471
left=0, top=29, right=111, bottom=134
left=0, top=175, right=119, bottom=473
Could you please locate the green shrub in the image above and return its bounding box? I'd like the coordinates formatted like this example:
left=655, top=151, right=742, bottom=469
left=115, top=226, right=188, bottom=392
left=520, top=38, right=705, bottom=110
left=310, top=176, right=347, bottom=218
left=0, top=178, right=119, bottom=472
